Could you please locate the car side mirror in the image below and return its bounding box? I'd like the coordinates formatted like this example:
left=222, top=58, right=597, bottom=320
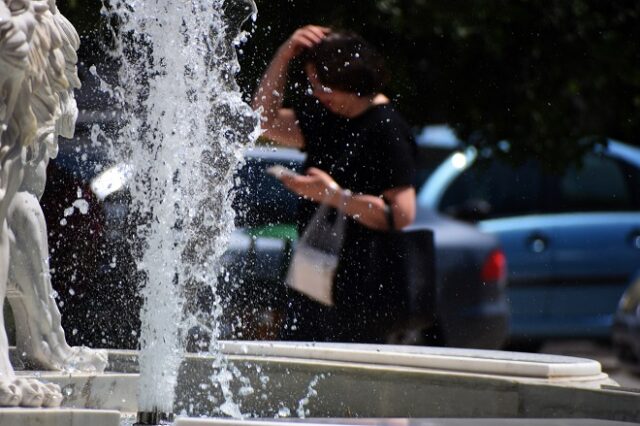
left=445, top=199, right=492, bottom=223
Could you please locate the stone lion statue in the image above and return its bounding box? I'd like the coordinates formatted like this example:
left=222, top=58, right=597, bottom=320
left=0, top=0, right=107, bottom=407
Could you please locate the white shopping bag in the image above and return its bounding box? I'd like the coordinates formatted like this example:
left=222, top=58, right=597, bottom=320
left=285, top=202, right=346, bottom=306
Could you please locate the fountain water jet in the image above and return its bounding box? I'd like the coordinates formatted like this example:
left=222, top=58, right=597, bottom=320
left=102, top=0, right=260, bottom=421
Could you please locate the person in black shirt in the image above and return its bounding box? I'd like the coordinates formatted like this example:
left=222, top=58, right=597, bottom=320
left=252, top=25, right=417, bottom=343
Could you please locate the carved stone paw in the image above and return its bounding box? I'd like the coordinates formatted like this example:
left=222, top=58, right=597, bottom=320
left=13, top=378, right=62, bottom=408
left=14, top=378, right=44, bottom=407
left=42, top=382, right=63, bottom=408
left=62, top=346, right=108, bottom=373
left=0, top=379, right=22, bottom=407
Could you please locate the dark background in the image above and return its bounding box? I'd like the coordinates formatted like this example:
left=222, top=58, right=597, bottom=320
left=59, top=0, right=639, bottom=168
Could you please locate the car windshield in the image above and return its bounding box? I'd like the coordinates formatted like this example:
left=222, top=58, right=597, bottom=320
left=440, top=150, right=640, bottom=221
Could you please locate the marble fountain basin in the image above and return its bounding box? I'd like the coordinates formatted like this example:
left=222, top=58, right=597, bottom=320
left=2, top=342, right=640, bottom=425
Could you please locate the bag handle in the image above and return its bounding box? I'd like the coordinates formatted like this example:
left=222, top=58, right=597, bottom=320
left=383, top=198, right=395, bottom=231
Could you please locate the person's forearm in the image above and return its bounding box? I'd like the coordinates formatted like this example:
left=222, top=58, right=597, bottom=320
left=326, top=186, right=415, bottom=230
left=327, top=190, right=389, bottom=230
left=251, top=48, right=291, bottom=124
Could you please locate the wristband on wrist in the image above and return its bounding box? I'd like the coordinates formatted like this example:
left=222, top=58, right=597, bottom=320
left=340, top=189, right=352, bottom=210
left=327, top=181, right=339, bottom=200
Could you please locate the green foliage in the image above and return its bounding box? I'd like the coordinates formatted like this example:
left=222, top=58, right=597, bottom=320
left=57, top=0, right=102, bottom=36
left=57, top=1, right=640, bottom=166
left=241, top=0, right=640, bottom=166
left=57, top=0, right=113, bottom=70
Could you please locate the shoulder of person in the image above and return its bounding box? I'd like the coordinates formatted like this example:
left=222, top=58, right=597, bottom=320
left=364, top=104, right=406, bottom=126
left=365, top=105, right=414, bottom=141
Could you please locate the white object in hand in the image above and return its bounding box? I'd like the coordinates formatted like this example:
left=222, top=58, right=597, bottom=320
left=265, top=165, right=300, bottom=178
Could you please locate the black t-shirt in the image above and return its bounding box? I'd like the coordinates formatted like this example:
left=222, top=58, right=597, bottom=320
left=291, top=97, right=417, bottom=342
left=293, top=96, right=417, bottom=231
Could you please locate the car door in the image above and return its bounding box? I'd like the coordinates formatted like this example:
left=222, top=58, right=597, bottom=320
left=545, top=151, right=640, bottom=336
left=479, top=215, right=555, bottom=333
left=436, top=157, right=554, bottom=333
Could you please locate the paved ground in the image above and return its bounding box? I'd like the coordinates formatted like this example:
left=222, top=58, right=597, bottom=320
left=541, top=340, right=640, bottom=389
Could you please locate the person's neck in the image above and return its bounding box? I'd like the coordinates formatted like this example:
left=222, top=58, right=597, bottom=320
left=342, top=95, right=378, bottom=118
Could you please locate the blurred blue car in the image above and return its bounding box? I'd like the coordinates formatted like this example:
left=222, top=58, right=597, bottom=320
left=418, top=140, right=640, bottom=346
left=613, top=269, right=640, bottom=372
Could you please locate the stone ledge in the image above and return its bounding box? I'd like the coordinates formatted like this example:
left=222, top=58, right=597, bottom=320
left=0, top=408, right=120, bottom=426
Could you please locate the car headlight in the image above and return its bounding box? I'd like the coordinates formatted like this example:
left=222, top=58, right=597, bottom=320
left=619, top=275, right=640, bottom=314
left=91, top=164, right=132, bottom=200
left=451, top=152, right=469, bottom=169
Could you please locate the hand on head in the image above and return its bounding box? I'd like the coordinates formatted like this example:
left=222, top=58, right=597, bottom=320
left=279, top=25, right=330, bottom=60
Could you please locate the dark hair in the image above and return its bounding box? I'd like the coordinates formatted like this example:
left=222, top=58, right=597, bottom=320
left=301, top=31, right=388, bottom=97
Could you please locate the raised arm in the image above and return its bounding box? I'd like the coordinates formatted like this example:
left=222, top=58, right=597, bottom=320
left=251, top=25, right=329, bottom=149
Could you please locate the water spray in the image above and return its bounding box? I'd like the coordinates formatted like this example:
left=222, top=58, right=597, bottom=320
left=134, top=408, right=175, bottom=425
left=105, top=0, right=260, bottom=417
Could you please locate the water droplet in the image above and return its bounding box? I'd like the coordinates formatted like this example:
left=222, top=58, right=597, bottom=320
left=72, top=199, right=89, bottom=214
left=277, top=407, right=291, bottom=417
left=239, top=386, right=254, bottom=396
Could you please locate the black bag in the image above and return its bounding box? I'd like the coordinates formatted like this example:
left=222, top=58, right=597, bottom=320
left=381, top=202, right=437, bottom=343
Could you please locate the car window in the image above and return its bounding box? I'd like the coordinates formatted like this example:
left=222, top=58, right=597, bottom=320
left=439, top=150, right=640, bottom=222
left=551, top=153, right=640, bottom=212
left=415, top=146, right=455, bottom=188
left=54, top=126, right=113, bottom=182
left=233, top=156, right=302, bottom=228
left=439, top=158, right=544, bottom=221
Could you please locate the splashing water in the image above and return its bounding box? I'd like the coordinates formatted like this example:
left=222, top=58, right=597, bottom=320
left=104, top=0, right=260, bottom=413
left=296, top=373, right=326, bottom=418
